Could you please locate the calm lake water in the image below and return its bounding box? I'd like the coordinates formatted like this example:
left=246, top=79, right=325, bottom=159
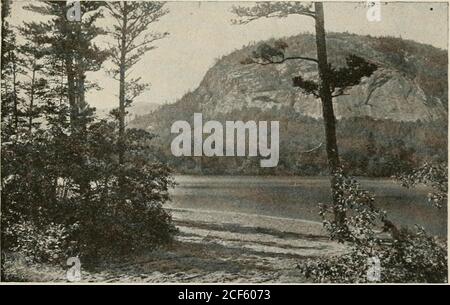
left=170, top=175, right=447, bottom=237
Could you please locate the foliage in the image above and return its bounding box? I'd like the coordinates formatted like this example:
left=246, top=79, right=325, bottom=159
left=130, top=106, right=447, bottom=177
left=3, top=216, right=70, bottom=264
left=105, top=1, right=169, bottom=101
left=300, top=169, right=448, bottom=283
left=70, top=121, right=177, bottom=259
left=1, top=1, right=176, bottom=270
left=241, top=41, right=378, bottom=98
left=1, top=121, right=176, bottom=263
left=292, top=75, right=319, bottom=97
left=301, top=225, right=447, bottom=283
left=319, top=169, right=386, bottom=244
left=251, top=42, right=286, bottom=63
left=231, top=2, right=315, bottom=24
left=395, top=162, right=448, bottom=208
left=328, top=54, right=378, bottom=96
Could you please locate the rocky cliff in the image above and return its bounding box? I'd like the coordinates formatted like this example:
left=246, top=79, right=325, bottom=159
left=188, top=33, right=447, bottom=122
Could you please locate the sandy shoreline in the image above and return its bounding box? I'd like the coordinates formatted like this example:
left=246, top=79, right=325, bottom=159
left=3, top=207, right=346, bottom=283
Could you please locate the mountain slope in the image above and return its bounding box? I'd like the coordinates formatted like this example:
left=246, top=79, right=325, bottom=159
left=132, top=33, right=447, bottom=127
left=192, top=33, right=447, bottom=121
left=129, top=33, right=447, bottom=176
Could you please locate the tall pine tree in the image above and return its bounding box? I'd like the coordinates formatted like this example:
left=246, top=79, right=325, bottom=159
left=104, top=1, right=169, bottom=167
left=233, top=2, right=377, bottom=228
left=23, top=1, right=108, bottom=131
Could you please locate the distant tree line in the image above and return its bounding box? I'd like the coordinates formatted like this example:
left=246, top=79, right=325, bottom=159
left=131, top=105, right=447, bottom=177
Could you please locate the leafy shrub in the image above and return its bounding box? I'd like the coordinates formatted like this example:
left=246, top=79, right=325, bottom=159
left=300, top=168, right=448, bottom=283
left=67, top=122, right=176, bottom=260
left=71, top=163, right=177, bottom=259
left=2, top=214, right=70, bottom=264
left=1, top=253, right=30, bottom=282
left=379, top=226, right=447, bottom=283
left=395, top=162, right=447, bottom=208
left=1, top=120, right=176, bottom=265
left=301, top=225, right=447, bottom=283
left=319, top=169, right=385, bottom=244
left=1, top=251, right=68, bottom=282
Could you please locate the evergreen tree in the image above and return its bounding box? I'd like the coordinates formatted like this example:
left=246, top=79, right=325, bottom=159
left=17, top=23, right=48, bottom=132
left=23, top=1, right=108, bottom=131
left=104, top=1, right=169, bottom=167
left=1, top=0, right=25, bottom=133
left=232, top=2, right=377, bottom=227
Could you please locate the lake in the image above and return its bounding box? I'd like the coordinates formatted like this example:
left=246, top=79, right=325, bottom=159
left=169, top=175, right=447, bottom=237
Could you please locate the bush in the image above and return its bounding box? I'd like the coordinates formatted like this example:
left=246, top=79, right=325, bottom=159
left=395, top=162, right=447, bottom=208
left=301, top=225, right=447, bottom=283
left=2, top=214, right=70, bottom=264
left=66, top=122, right=176, bottom=260
left=72, top=161, right=177, bottom=260
left=1, top=120, right=176, bottom=266
left=300, top=168, right=448, bottom=283
left=380, top=226, right=447, bottom=282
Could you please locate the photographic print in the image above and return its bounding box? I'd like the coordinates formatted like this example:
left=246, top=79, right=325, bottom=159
left=0, top=0, right=448, bottom=287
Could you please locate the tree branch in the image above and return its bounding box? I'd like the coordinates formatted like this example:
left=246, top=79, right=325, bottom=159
left=244, top=55, right=318, bottom=66
left=231, top=2, right=316, bottom=25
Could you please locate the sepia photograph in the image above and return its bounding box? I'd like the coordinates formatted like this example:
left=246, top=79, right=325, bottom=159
left=0, top=0, right=448, bottom=288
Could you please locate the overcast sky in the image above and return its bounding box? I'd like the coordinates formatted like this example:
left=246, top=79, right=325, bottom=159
left=10, top=1, right=449, bottom=110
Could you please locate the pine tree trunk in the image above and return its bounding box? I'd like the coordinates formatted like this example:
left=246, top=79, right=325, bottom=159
left=314, top=2, right=345, bottom=225
left=76, top=55, right=87, bottom=132
left=66, top=58, right=76, bottom=128
left=116, top=3, right=129, bottom=198
left=118, top=4, right=127, bottom=167
left=12, top=54, right=18, bottom=131
left=59, top=1, right=77, bottom=130
left=29, top=67, right=36, bottom=132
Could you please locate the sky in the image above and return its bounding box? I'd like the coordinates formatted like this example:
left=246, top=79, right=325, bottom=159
left=9, top=1, right=449, bottom=110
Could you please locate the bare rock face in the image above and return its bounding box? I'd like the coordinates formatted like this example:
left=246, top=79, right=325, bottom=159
left=191, top=34, right=447, bottom=122
left=332, top=69, right=446, bottom=121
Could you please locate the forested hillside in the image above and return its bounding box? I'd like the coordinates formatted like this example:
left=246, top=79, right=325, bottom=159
left=130, top=33, right=448, bottom=176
